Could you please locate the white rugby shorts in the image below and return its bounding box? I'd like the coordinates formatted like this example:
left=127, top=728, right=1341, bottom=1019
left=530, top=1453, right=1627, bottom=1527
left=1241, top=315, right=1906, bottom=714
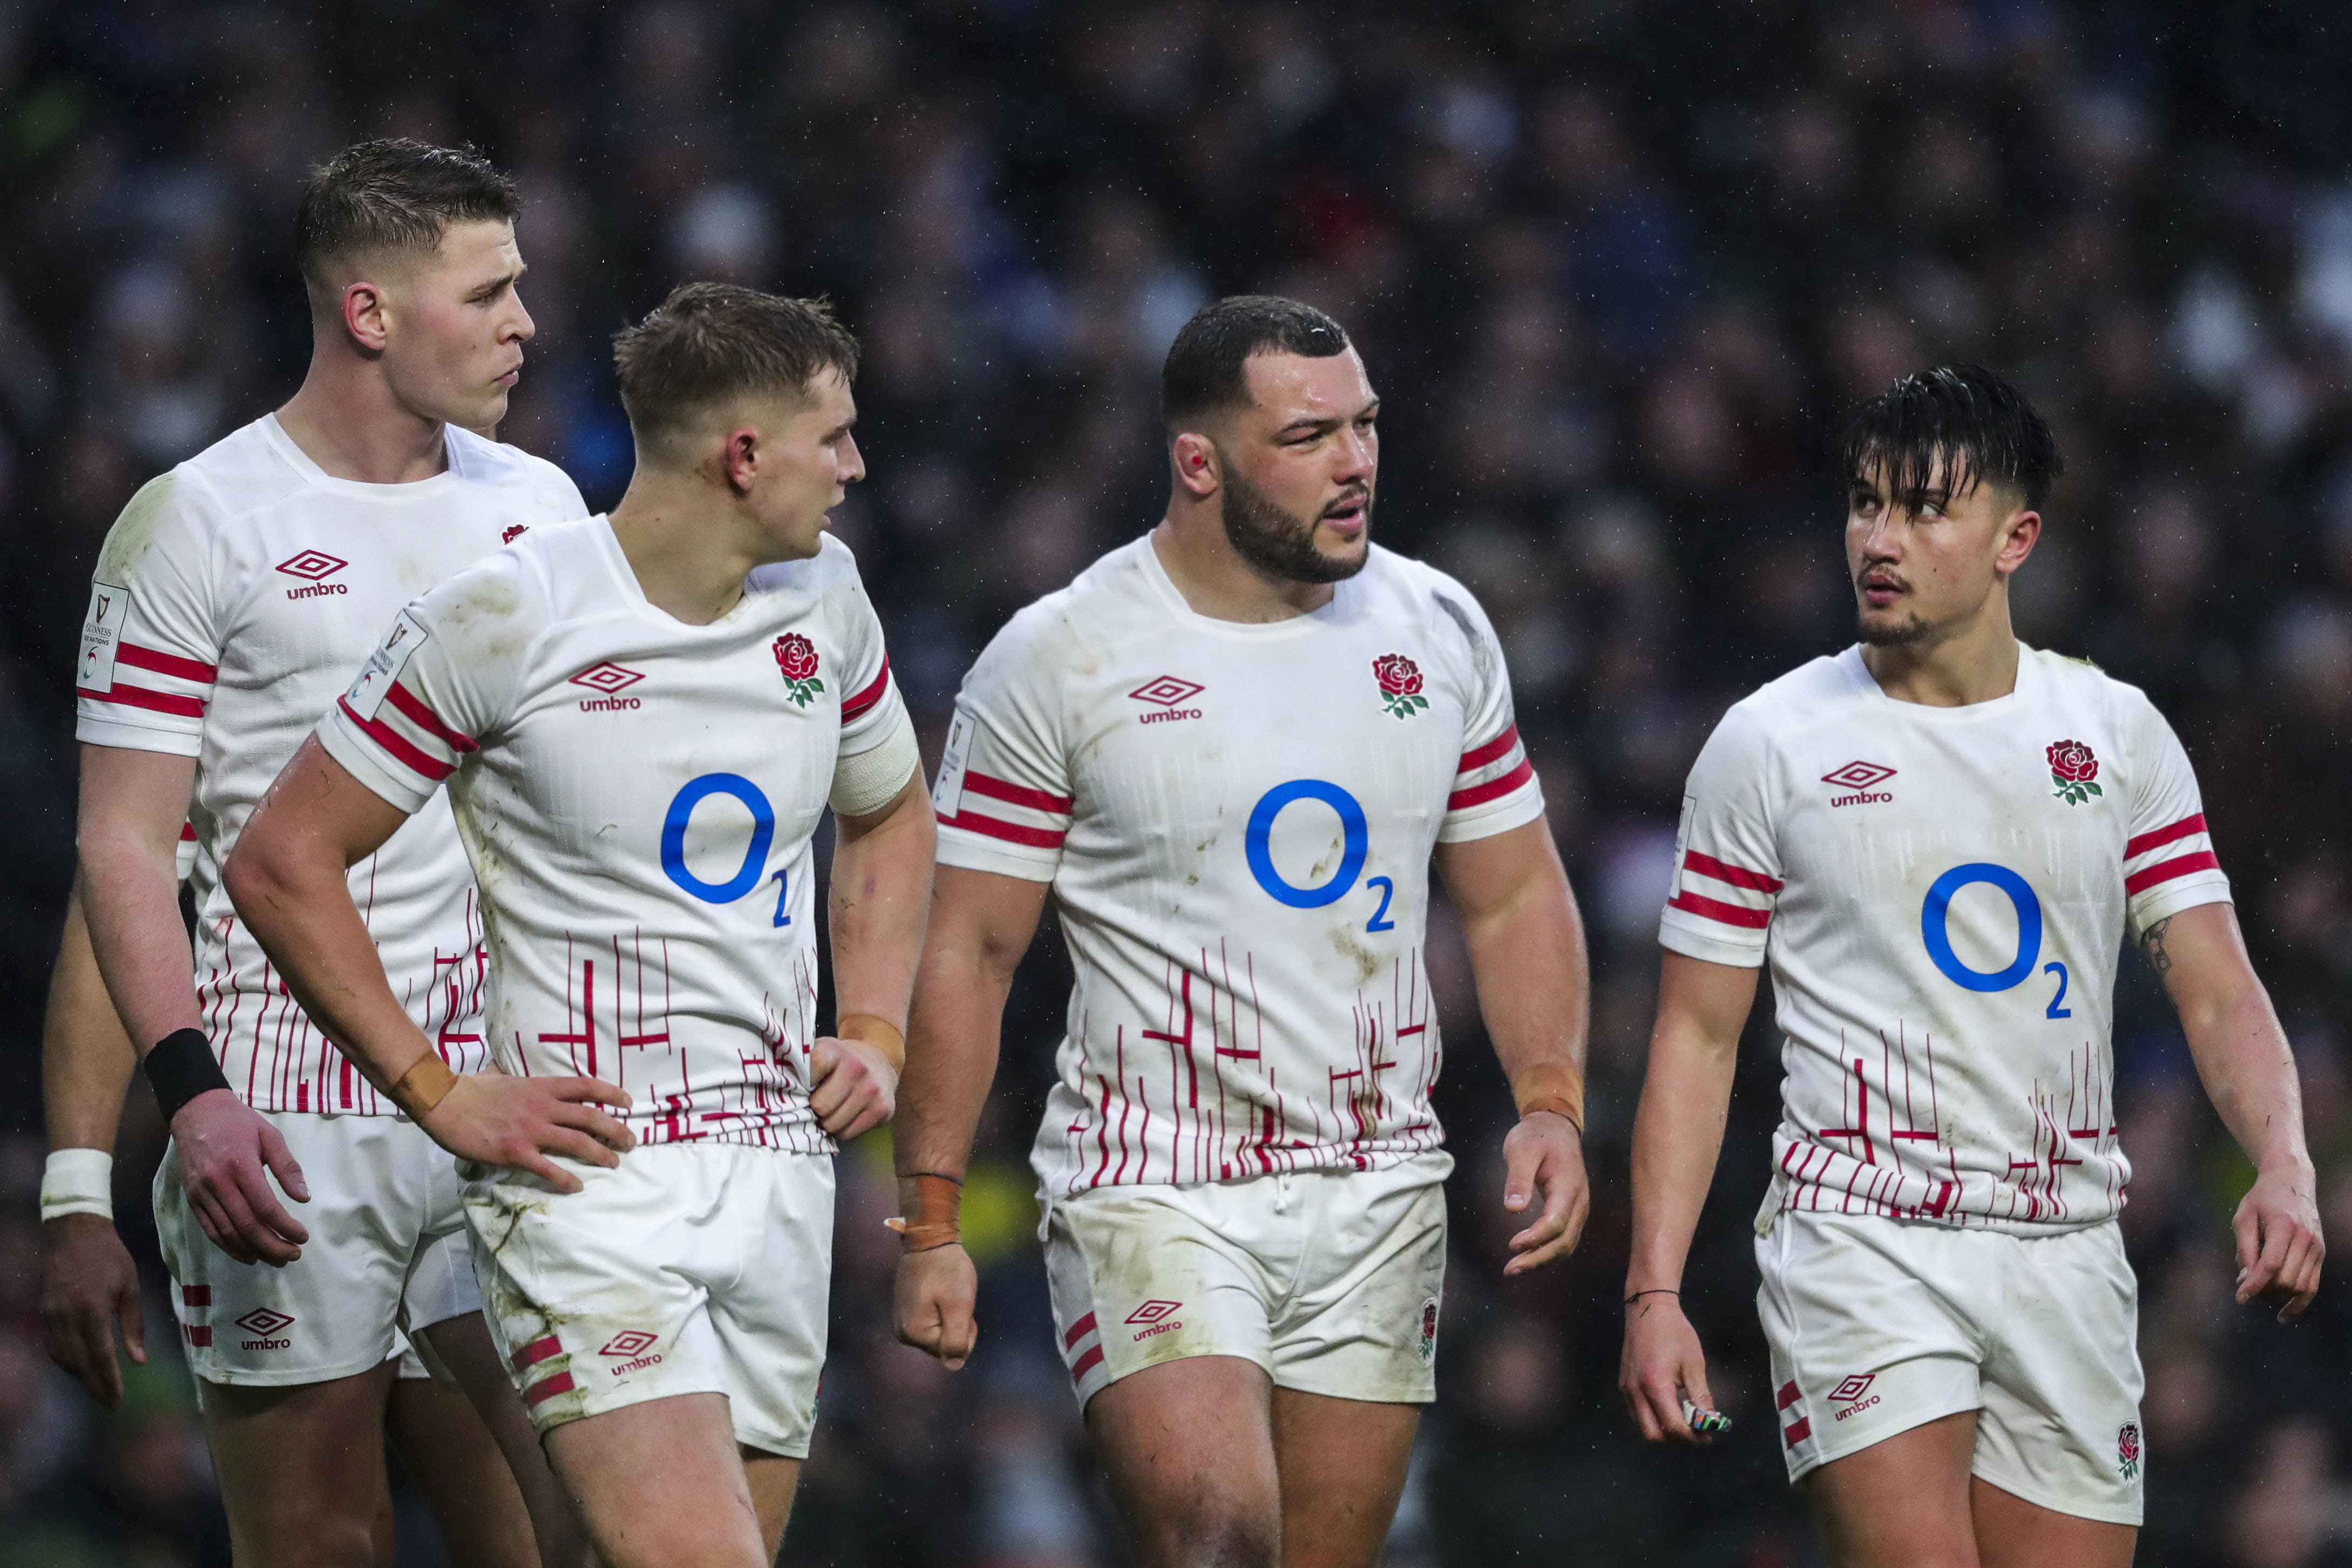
left=1758, top=1210, right=2145, bottom=1525
left=464, top=1144, right=832, bottom=1457
left=157, top=1110, right=481, bottom=1387
left=1045, top=1153, right=1450, bottom=1410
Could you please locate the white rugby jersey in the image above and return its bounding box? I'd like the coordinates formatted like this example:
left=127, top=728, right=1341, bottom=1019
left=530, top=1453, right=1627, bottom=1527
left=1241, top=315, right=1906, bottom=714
left=75, top=416, right=586, bottom=1115
left=1660, top=644, right=2231, bottom=1234
left=318, top=519, right=910, bottom=1152
left=936, top=536, right=1545, bottom=1197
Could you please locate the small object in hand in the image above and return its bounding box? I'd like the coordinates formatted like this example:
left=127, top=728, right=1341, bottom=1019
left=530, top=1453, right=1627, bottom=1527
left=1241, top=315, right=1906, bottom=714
left=1680, top=1396, right=1731, bottom=1436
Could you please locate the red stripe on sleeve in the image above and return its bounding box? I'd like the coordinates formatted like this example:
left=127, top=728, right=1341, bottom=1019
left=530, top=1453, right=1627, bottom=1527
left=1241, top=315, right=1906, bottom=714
left=2124, top=850, right=2222, bottom=897
left=1063, top=1312, right=1097, bottom=1349
left=1456, top=723, right=1521, bottom=774
left=1682, top=850, right=1785, bottom=894
left=78, top=683, right=206, bottom=718
left=179, top=822, right=198, bottom=842
left=1446, top=757, right=1535, bottom=811
left=336, top=696, right=455, bottom=783
left=2124, top=812, right=2208, bottom=860
left=1070, top=1344, right=1105, bottom=1383
left=940, top=809, right=1066, bottom=850
left=1783, top=1416, right=1811, bottom=1448
left=840, top=655, right=892, bottom=722
left=963, top=771, right=1075, bottom=816
left=1667, top=890, right=1772, bottom=929
left=384, top=682, right=478, bottom=753
left=116, top=643, right=220, bottom=684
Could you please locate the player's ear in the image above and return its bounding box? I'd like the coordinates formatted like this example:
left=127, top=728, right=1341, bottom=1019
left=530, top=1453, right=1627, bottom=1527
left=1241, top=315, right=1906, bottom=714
left=1171, top=431, right=1219, bottom=499
left=1994, top=506, right=2041, bottom=579
left=719, top=424, right=762, bottom=495
left=342, top=281, right=391, bottom=355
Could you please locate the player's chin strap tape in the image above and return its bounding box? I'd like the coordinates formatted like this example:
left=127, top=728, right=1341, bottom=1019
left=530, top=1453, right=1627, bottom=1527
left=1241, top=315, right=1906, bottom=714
left=886, top=1172, right=963, bottom=1253
left=40, top=1149, right=114, bottom=1223
left=1511, top=1061, right=1586, bottom=1134
left=390, top=1053, right=459, bottom=1119
left=144, top=1028, right=232, bottom=1125
left=836, top=1013, right=906, bottom=1075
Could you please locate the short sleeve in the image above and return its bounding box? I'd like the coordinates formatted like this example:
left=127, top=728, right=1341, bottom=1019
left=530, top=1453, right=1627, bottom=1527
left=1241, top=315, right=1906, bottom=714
left=1658, top=705, right=1783, bottom=968
left=318, top=557, right=535, bottom=814
left=1429, top=583, right=1545, bottom=843
left=2118, top=690, right=2230, bottom=936
left=832, top=568, right=906, bottom=757
left=75, top=471, right=222, bottom=756
left=932, top=611, right=1072, bottom=884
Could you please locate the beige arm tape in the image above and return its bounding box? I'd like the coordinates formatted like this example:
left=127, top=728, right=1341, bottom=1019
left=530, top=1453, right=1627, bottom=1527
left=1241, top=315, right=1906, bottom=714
left=391, top=1053, right=459, bottom=1118
left=835, top=1013, right=905, bottom=1075
left=830, top=703, right=919, bottom=817
left=1511, top=1061, right=1585, bottom=1132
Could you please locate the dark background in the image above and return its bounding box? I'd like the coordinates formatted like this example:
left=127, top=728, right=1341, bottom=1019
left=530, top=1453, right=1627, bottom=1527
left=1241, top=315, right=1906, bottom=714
left=2, top=2, right=2349, bottom=1564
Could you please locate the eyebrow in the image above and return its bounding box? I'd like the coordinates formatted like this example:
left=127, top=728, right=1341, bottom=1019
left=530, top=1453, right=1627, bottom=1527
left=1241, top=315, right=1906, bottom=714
left=465, top=262, right=528, bottom=301
left=1275, top=396, right=1381, bottom=437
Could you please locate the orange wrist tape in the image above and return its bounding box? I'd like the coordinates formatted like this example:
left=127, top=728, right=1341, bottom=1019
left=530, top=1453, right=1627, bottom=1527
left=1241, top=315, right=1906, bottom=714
left=885, top=1173, right=963, bottom=1253
left=837, top=1013, right=906, bottom=1074
left=391, top=1053, right=458, bottom=1118
left=1512, top=1062, right=1585, bottom=1132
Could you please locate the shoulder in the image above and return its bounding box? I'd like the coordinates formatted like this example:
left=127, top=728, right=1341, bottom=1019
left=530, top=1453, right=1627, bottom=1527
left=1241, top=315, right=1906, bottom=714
left=98, top=422, right=282, bottom=576
left=418, top=521, right=570, bottom=646
left=446, top=430, right=588, bottom=517
left=984, top=540, right=1148, bottom=669
left=1699, top=654, right=1855, bottom=765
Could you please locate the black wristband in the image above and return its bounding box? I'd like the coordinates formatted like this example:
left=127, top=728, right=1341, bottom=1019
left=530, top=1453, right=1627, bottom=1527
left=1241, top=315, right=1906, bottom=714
left=145, top=1028, right=231, bottom=1124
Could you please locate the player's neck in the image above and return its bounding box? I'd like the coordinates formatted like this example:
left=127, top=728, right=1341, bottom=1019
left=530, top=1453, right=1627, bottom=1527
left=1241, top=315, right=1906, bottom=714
left=606, top=473, right=764, bottom=626
left=1150, top=509, right=1336, bottom=623
left=1859, top=601, right=2021, bottom=708
left=276, top=350, right=452, bottom=486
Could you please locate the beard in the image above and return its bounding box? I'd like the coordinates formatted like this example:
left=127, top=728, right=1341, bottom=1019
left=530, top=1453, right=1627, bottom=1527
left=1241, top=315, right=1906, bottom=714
left=1219, top=463, right=1371, bottom=585
left=1855, top=606, right=1932, bottom=646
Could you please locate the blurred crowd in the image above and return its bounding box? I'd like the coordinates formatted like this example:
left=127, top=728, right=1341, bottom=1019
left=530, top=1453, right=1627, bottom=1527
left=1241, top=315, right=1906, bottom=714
left=3, top=1, right=2351, bottom=1564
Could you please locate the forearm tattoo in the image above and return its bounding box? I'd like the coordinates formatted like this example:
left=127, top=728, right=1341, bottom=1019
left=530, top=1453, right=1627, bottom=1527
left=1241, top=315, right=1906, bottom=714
left=2141, top=916, right=2173, bottom=977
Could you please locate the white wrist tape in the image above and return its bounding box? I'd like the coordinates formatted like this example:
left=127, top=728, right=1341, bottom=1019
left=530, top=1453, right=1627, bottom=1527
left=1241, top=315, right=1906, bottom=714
left=830, top=705, right=920, bottom=818
left=40, top=1149, right=113, bottom=1223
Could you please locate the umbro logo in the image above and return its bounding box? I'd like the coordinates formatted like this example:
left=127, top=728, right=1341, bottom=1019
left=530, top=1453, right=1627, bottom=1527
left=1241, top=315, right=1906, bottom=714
left=1130, top=676, right=1203, bottom=725
left=1828, top=1372, right=1881, bottom=1420
left=572, top=662, right=645, bottom=712
left=598, top=1328, right=663, bottom=1375
left=1822, top=759, right=1895, bottom=807
left=277, top=550, right=349, bottom=600
left=1126, top=1299, right=1185, bottom=1341
left=234, top=1307, right=294, bottom=1349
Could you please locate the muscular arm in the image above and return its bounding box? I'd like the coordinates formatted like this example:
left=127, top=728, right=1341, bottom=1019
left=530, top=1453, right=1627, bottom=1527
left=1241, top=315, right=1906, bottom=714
left=891, top=865, right=1052, bottom=1370
left=226, top=736, right=632, bottom=1188
left=39, top=876, right=147, bottom=1403
left=2144, top=902, right=2323, bottom=1319
left=1619, top=950, right=1759, bottom=1444
left=806, top=776, right=937, bottom=1142
left=1434, top=818, right=1593, bottom=1273
left=76, top=745, right=201, bottom=1050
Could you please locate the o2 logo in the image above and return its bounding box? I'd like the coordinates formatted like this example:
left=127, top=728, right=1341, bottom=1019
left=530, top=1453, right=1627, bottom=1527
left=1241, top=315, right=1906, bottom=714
left=1920, top=863, right=2069, bottom=1018
left=661, top=773, right=792, bottom=926
left=1245, top=780, right=1395, bottom=932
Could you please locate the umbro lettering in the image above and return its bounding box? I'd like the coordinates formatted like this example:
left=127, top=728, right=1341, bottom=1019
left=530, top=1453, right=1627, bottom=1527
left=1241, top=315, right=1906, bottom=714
left=1137, top=707, right=1201, bottom=725
left=578, top=695, right=642, bottom=712
left=286, top=581, right=348, bottom=600
left=1831, top=789, right=1892, bottom=807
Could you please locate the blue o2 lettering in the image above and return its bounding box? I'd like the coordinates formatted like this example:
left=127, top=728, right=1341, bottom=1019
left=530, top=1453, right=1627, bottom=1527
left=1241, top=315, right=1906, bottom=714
left=1365, top=875, right=1397, bottom=932
left=2044, top=960, right=2071, bottom=1018
left=769, top=868, right=792, bottom=927
left=1246, top=780, right=1369, bottom=909
left=1920, top=863, right=2043, bottom=993
left=661, top=773, right=775, bottom=903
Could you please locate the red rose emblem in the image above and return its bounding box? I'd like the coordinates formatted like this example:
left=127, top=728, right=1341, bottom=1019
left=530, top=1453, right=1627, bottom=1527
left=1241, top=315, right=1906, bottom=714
left=1373, top=654, right=1423, bottom=697
left=773, top=634, right=819, bottom=683
left=2046, top=739, right=2098, bottom=784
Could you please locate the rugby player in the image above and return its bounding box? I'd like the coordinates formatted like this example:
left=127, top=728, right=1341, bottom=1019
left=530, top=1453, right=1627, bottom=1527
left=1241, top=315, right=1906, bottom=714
left=226, top=282, right=933, bottom=1568
left=892, top=296, right=1592, bottom=1568
left=62, top=138, right=608, bottom=1566
left=1619, top=365, right=2323, bottom=1568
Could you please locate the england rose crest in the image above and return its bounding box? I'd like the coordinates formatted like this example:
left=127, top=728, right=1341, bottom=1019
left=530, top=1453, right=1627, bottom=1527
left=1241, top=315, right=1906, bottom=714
left=2117, top=1421, right=2141, bottom=1481
left=1374, top=653, right=1428, bottom=719
left=2046, top=738, right=2103, bottom=806
left=773, top=633, right=824, bottom=708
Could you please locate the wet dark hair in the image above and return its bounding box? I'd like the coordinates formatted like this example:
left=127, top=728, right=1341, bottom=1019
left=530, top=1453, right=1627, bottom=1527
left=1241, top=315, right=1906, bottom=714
left=1161, top=295, right=1351, bottom=431
left=294, top=139, right=519, bottom=306
left=1841, top=364, right=2064, bottom=511
left=613, top=281, right=860, bottom=464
